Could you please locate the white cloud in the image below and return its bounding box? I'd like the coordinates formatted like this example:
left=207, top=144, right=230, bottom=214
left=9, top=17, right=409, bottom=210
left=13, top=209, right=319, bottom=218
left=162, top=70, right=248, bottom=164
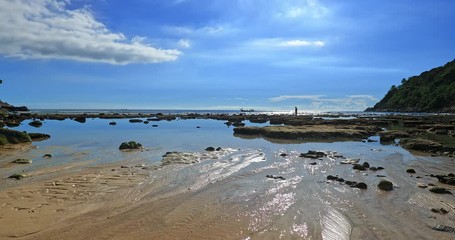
left=277, top=0, right=329, bottom=19
left=269, top=95, right=325, bottom=102
left=269, top=95, right=378, bottom=111
left=251, top=38, right=325, bottom=49
left=0, top=0, right=181, bottom=65
left=178, top=39, right=191, bottom=48
left=278, top=40, right=325, bottom=47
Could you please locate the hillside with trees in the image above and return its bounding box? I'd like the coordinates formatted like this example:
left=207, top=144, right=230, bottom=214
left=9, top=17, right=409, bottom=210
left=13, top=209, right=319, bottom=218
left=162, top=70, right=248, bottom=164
left=367, top=59, right=455, bottom=112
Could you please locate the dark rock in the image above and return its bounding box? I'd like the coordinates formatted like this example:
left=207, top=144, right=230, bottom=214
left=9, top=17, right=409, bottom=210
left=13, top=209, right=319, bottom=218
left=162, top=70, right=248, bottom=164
left=362, top=162, right=370, bottom=168
left=29, top=120, right=43, bottom=128
left=119, top=141, right=143, bottom=150
left=376, top=175, right=386, bottom=177
left=378, top=179, right=393, bottom=191
left=327, top=175, right=338, bottom=180
left=8, top=173, right=25, bottom=180
left=377, top=167, right=384, bottom=170
left=215, top=147, right=222, bottom=151
left=353, top=182, right=368, bottom=189
left=431, top=225, right=455, bottom=233
left=309, top=162, right=317, bottom=165
left=429, top=187, right=451, bottom=194
left=43, top=154, right=52, bottom=158
left=143, top=121, right=149, bottom=124
left=345, top=181, right=357, bottom=187
left=300, top=150, right=327, bottom=159
left=11, top=158, right=32, bottom=164
left=196, top=126, right=201, bottom=128
left=129, top=119, right=143, bottom=123
left=73, top=117, right=86, bottom=123
left=370, top=167, right=378, bottom=171
left=152, top=125, right=158, bottom=127
left=433, top=174, right=455, bottom=186
left=406, top=169, right=416, bottom=174
left=109, top=122, right=117, bottom=125
left=205, top=147, right=215, bottom=151
left=28, top=133, right=50, bottom=141
left=279, top=153, right=287, bottom=157
left=353, top=164, right=367, bottom=171
left=266, top=175, right=286, bottom=180
left=336, top=178, right=345, bottom=182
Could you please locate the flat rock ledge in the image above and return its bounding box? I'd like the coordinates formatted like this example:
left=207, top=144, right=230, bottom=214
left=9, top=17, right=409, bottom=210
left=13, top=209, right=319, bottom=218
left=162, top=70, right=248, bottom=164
left=233, top=125, right=380, bottom=141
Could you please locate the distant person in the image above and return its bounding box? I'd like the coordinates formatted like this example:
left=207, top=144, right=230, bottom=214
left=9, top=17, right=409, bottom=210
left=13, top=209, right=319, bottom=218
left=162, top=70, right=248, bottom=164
left=294, top=107, right=298, bottom=116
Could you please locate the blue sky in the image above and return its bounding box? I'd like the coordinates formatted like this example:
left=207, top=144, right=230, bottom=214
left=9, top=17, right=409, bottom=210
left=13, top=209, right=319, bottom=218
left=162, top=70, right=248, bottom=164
left=0, top=0, right=454, bottom=111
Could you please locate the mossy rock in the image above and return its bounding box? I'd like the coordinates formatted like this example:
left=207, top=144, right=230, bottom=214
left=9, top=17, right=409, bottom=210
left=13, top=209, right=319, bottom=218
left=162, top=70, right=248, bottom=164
left=119, top=141, right=143, bottom=150
left=0, top=128, right=32, bottom=145
left=28, top=133, right=51, bottom=141
left=378, top=179, right=394, bottom=191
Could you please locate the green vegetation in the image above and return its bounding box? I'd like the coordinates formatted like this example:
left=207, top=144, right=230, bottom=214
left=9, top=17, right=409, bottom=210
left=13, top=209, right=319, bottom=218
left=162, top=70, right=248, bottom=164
left=367, top=59, right=455, bottom=112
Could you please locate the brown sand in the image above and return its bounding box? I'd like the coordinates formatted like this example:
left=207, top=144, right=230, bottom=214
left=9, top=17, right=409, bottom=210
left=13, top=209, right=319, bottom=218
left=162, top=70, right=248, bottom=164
left=0, top=149, right=454, bottom=240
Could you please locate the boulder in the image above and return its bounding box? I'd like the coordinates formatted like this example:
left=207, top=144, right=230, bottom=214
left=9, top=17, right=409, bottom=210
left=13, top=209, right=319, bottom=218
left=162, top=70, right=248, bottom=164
left=129, top=119, right=143, bottom=123
left=28, top=133, right=51, bottom=141
left=28, top=120, right=43, bottom=128
left=353, top=182, right=368, bottom=189
left=0, top=128, right=32, bottom=145
left=377, top=179, right=393, bottom=191
left=109, top=122, right=117, bottom=125
left=119, top=141, right=143, bottom=150
left=327, top=175, right=338, bottom=180
left=353, top=164, right=367, bottom=171
left=43, top=154, right=53, bottom=158
left=300, top=150, right=327, bottom=159
left=400, top=138, right=442, bottom=152
left=406, top=169, right=416, bottom=174
left=429, top=187, right=451, bottom=194
left=205, top=147, right=215, bottom=151
left=73, top=117, right=86, bottom=123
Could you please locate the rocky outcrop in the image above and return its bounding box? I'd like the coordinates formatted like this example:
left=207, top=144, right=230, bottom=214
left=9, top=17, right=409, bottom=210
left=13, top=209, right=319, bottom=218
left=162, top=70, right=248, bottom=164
left=233, top=125, right=380, bottom=141
left=0, top=128, right=32, bottom=145
left=400, top=138, right=443, bottom=152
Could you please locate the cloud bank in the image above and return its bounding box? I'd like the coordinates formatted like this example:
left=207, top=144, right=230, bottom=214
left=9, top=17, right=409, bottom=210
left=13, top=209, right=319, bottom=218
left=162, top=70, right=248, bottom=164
left=269, top=95, right=379, bottom=111
left=0, top=0, right=181, bottom=65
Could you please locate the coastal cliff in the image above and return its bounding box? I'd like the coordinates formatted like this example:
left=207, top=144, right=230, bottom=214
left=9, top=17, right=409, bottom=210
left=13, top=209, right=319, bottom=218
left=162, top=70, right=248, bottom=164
left=367, top=59, right=455, bottom=112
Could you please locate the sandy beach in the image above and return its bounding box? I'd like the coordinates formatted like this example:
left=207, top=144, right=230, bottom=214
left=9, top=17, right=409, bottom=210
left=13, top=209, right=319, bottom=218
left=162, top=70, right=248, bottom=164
left=1, top=124, right=454, bottom=240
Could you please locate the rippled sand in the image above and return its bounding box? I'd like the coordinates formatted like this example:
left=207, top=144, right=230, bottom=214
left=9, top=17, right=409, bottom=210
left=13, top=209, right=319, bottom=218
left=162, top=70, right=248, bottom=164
left=1, top=147, right=454, bottom=239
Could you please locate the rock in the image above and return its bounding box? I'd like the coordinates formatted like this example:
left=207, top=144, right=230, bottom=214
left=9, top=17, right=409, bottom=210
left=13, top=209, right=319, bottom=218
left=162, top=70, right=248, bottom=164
left=336, top=178, right=345, bottom=182
left=11, top=158, right=32, bottom=164
left=143, top=121, right=149, bottom=124
left=152, top=125, right=158, bottom=127
left=28, top=120, right=43, bottom=128
left=431, top=225, right=455, bottom=233
left=377, top=180, right=393, bottom=191
left=340, top=158, right=360, bottom=164
left=119, top=141, right=143, bottom=150
left=327, top=175, right=338, bottom=180
left=432, top=174, right=455, bottom=186
left=431, top=208, right=449, bottom=214
left=370, top=167, right=377, bottom=171
left=205, top=147, right=215, bottom=151
left=345, top=181, right=357, bottom=187
left=400, top=138, right=443, bottom=152
left=376, top=175, right=386, bottom=177
left=0, top=128, right=32, bottom=145
left=109, top=122, right=117, bottom=125
left=353, top=182, right=368, bottom=189
left=300, top=150, right=327, bottom=159
left=406, top=169, right=416, bottom=174
left=417, top=183, right=428, bottom=188
left=279, top=153, right=287, bottom=157
left=362, top=162, right=370, bottom=168
left=8, top=173, right=25, bottom=180
left=129, top=119, right=143, bottom=123
left=429, top=187, right=451, bottom=194
left=353, top=164, right=367, bottom=171
left=379, top=130, right=410, bottom=143
left=196, top=126, right=201, bottom=128
left=28, top=133, right=51, bottom=141
left=43, top=154, right=52, bottom=158
left=266, top=175, right=286, bottom=180
left=73, top=117, right=86, bottom=123
left=309, top=162, right=317, bottom=165
left=215, top=147, right=222, bottom=151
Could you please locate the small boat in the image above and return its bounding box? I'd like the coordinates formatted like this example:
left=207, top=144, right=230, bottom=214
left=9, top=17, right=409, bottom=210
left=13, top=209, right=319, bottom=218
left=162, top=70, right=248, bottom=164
left=240, top=108, right=255, bottom=112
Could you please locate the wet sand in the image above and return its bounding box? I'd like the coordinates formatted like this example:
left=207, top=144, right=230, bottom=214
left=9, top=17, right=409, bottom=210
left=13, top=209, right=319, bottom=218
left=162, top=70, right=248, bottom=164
left=1, top=146, right=454, bottom=239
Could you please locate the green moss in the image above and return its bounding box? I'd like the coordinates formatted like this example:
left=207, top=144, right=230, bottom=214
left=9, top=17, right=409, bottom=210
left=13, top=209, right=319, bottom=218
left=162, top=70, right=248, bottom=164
left=0, top=128, right=32, bottom=145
